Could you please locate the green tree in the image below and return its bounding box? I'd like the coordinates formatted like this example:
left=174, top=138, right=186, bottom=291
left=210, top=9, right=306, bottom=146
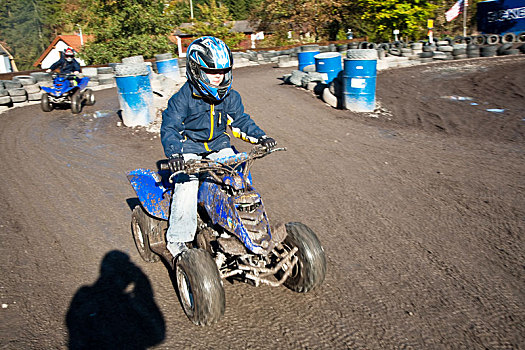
left=180, top=0, right=245, bottom=49
left=0, top=0, right=65, bottom=70
left=76, top=0, right=176, bottom=64
left=223, top=0, right=262, bottom=20
left=164, top=0, right=212, bottom=24
left=253, top=0, right=346, bottom=43
left=358, top=0, right=438, bottom=41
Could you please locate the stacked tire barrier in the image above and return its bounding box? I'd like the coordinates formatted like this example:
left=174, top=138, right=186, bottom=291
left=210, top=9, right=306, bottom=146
left=2, top=32, right=524, bottom=115
left=0, top=67, right=116, bottom=112
left=282, top=33, right=525, bottom=110
left=0, top=75, right=45, bottom=108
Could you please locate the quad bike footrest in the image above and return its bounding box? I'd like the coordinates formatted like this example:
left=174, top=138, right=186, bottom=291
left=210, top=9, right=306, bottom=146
left=220, top=247, right=298, bottom=287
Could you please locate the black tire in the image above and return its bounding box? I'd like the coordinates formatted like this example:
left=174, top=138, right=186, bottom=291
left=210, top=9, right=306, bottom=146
left=71, top=90, right=82, bottom=114
left=4, top=81, right=22, bottom=89
left=175, top=249, right=225, bottom=325
left=497, top=43, right=513, bottom=55
left=13, top=75, right=36, bottom=86
left=480, top=50, right=497, bottom=57
left=473, top=35, right=486, bottom=45
left=155, top=53, right=173, bottom=61
left=82, top=89, right=95, bottom=106
left=485, top=34, right=499, bottom=45
left=41, top=93, right=53, bottom=112
left=388, top=48, right=401, bottom=56
left=501, top=32, right=516, bottom=43
left=502, top=49, right=520, bottom=55
left=131, top=206, right=162, bottom=263
left=279, top=222, right=326, bottom=293
left=0, top=96, right=11, bottom=105
left=97, top=66, right=113, bottom=74
left=8, top=88, right=26, bottom=96
left=453, top=35, right=464, bottom=44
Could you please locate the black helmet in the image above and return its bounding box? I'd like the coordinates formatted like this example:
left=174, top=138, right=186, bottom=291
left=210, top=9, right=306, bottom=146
left=186, top=36, right=233, bottom=102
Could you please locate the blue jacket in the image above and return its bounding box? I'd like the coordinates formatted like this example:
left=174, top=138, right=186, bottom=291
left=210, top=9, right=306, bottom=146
left=161, top=81, right=266, bottom=157
left=49, top=57, right=81, bottom=74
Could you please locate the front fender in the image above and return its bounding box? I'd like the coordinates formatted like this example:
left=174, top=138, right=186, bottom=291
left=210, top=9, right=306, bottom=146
left=198, top=181, right=272, bottom=254
left=127, top=169, right=171, bottom=220
left=77, top=77, right=89, bottom=90
left=40, top=86, right=54, bottom=94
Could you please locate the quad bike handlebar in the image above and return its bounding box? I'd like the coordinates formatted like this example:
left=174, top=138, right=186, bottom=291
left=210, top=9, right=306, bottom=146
left=51, top=72, right=80, bottom=79
left=160, top=145, right=286, bottom=183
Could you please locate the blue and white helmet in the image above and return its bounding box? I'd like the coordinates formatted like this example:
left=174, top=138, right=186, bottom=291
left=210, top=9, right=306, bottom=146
left=186, top=36, right=233, bottom=102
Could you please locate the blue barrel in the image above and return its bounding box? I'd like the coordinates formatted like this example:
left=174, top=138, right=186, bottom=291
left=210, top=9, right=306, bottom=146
left=297, top=51, right=319, bottom=71
left=342, top=57, right=377, bottom=112
left=314, top=52, right=342, bottom=83
left=115, top=74, right=154, bottom=126
left=156, top=58, right=180, bottom=80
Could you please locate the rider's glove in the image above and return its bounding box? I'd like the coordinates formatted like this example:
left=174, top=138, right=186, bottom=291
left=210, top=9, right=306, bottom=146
left=45, top=69, right=51, bottom=73
left=168, top=154, right=185, bottom=172
left=258, top=136, right=276, bottom=149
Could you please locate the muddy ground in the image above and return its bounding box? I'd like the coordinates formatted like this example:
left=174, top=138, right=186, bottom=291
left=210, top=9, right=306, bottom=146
left=1, top=56, right=524, bottom=349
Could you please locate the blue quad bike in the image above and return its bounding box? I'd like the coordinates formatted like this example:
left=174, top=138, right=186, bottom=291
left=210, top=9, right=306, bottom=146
left=40, top=73, right=95, bottom=114
left=127, top=145, right=326, bottom=325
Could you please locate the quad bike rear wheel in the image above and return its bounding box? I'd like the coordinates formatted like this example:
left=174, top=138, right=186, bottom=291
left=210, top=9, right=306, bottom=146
left=71, top=90, right=82, bottom=114
left=82, top=89, right=96, bottom=106
left=41, top=93, right=53, bottom=112
left=131, top=206, right=161, bottom=263
left=279, top=222, right=326, bottom=293
left=175, top=249, right=225, bottom=325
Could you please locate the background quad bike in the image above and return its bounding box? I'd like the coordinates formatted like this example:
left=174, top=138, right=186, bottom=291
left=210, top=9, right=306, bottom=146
left=41, top=76, right=96, bottom=114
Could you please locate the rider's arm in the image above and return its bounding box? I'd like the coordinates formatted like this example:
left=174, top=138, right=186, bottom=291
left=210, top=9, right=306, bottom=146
left=226, top=90, right=266, bottom=144
left=48, top=58, right=64, bottom=71
left=161, top=88, right=189, bottom=157
left=72, top=60, right=81, bottom=73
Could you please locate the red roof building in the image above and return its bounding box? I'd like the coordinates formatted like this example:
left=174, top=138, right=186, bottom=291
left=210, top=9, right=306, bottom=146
left=34, top=34, right=93, bottom=68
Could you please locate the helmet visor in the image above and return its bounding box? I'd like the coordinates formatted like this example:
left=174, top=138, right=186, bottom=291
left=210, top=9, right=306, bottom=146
left=201, top=67, right=231, bottom=75
left=199, top=66, right=232, bottom=87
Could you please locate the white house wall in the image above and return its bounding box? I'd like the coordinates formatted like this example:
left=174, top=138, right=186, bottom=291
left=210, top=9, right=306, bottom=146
left=40, top=40, right=86, bottom=69
left=0, top=55, right=12, bottom=73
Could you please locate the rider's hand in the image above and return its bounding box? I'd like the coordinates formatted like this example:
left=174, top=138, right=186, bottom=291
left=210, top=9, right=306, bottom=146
left=168, top=154, right=185, bottom=172
left=45, top=69, right=51, bottom=73
left=73, top=71, right=80, bottom=75
left=258, top=136, right=276, bottom=150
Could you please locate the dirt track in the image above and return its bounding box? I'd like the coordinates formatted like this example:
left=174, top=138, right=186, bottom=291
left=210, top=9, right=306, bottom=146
left=1, top=56, right=524, bottom=349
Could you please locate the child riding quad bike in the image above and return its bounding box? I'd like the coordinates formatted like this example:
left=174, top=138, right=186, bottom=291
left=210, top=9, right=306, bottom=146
left=127, top=145, right=327, bottom=325
left=40, top=73, right=95, bottom=114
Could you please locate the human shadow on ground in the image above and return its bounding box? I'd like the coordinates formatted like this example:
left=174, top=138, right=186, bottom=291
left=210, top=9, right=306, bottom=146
left=66, top=250, right=165, bottom=350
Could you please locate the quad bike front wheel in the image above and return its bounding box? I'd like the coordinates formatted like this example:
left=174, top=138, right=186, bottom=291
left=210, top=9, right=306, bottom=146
left=279, top=222, right=326, bottom=293
left=71, top=90, right=82, bottom=114
left=131, top=206, right=162, bottom=263
left=82, top=89, right=96, bottom=106
left=41, top=93, right=53, bottom=112
left=175, top=249, right=225, bottom=325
